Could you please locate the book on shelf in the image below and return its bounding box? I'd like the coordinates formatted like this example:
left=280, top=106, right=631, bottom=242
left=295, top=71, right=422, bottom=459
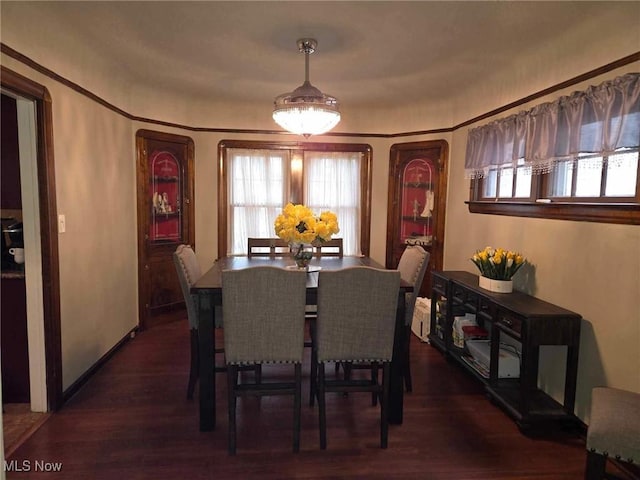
left=461, top=325, right=488, bottom=341
left=461, top=354, right=489, bottom=379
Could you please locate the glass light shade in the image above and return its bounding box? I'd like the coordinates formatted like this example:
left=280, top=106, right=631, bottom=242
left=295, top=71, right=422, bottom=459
left=273, top=79, right=340, bottom=136
left=273, top=104, right=341, bottom=137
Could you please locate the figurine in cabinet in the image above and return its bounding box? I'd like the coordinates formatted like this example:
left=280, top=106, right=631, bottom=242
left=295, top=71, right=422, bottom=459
left=162, top=192, right=172, bottom=213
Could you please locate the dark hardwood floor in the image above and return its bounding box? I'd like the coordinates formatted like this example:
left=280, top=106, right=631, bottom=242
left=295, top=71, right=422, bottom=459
left=6, top=317, right=598, bottom=479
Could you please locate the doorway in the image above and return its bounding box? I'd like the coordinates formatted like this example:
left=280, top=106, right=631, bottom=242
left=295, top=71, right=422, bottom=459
left=386, top=140, right=449, bottom=297
left=0, top=67, right=63, bottom=458
left=1, top=93, right=30, bottom=405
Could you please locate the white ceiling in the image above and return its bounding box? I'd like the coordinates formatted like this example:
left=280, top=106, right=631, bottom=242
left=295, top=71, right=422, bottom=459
left=2, top=1, right=639, bottom=123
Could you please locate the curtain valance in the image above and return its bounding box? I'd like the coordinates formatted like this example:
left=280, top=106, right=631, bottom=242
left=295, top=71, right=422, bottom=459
left=465, top=73, right=640, bottom=179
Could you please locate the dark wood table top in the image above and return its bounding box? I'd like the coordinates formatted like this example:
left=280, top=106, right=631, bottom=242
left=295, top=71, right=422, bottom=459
left=192, top=255, right=411, bottom=292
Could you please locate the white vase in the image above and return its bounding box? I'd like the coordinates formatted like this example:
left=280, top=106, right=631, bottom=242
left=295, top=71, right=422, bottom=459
left=478, top=276, right=513, bottom=293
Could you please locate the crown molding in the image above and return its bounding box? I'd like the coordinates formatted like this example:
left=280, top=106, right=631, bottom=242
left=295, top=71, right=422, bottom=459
left=2, top=43, right=638, bottom=139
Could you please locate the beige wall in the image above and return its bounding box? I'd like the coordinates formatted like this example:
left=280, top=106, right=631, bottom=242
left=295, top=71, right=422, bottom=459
left=1, top=55, right=139, bottom=390
left=1, top=10, right=638, bottom=423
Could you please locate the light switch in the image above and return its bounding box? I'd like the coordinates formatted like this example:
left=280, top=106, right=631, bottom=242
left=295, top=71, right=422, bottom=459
left=58, top=214, right=66, bottom=233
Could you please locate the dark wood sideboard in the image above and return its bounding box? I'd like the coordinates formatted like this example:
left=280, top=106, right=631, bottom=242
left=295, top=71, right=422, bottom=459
left=430, top=270, right=582, bottom=431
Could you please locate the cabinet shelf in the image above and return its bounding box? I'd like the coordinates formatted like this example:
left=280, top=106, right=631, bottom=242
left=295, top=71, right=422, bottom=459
left=402, top=182, right=433, bottom=189
left=429, top=270, right=582, bottom=429
left=153, top=175, right=178, bottom=183
left=457, top=352, right=490, bottom=382
left=153, top=211, right=179, bottom=219
left=401, top=216, right=432, bottom=225
left=488, top=384, right=573, bottom=425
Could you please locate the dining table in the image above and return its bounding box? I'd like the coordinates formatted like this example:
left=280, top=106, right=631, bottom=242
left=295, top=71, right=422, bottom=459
left=191, top=255, right=412, bottom=432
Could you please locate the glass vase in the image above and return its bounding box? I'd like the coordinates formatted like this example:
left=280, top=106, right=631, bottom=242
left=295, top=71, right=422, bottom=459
left=290, top=243, right=313, bottom=269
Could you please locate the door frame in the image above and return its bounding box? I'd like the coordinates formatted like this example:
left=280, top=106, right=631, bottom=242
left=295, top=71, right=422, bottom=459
left=386, top=140, right=449, bottom=297
left=1, top=66, right=63, bottom=412
left=135, top=129, right=195, bottom=329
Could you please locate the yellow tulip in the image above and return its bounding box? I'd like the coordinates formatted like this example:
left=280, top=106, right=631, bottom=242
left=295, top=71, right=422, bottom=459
left=274, top=204, right=340, bottom=246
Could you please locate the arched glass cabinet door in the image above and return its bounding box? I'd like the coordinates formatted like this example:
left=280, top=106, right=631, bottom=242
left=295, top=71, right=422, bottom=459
left=149, top=150, right=182, bottom=243
left=400, top=158, right=434, bottom=247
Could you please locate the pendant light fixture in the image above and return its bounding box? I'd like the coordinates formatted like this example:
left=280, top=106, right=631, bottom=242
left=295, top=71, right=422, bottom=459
left=273, top=38, right=341, bottom=137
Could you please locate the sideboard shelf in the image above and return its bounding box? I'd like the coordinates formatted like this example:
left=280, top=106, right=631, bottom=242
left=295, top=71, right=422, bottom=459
left=429, top=270, right=582, bottom=430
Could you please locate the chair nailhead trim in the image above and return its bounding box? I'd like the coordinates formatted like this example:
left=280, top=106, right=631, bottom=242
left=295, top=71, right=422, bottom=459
left=589, top=449, right=636, bottom=464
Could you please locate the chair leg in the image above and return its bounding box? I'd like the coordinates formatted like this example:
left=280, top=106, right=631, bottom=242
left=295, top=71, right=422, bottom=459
left=309, top=321, right=318, bottom=407
left=318, top=363, right=327, bottom=450
left=187, top=329, right=199, bottom=400
left=380, top=362, right=391, bottom=448
left=371, top=362, right=379, bottom=406
left=293, top=363, right=302, bottom=453
left=380, top=362, right=390, bottom=449
left=227, top=365, right=238, bottom=455
left=584, top=450, right=607, bottom=480
left=404, top=324, right=412, bottom=393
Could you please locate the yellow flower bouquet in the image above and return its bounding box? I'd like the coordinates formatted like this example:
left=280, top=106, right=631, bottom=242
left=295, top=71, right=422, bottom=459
left=471, top=246, right=526, bottom=281
left=274, top=203, right=340, bottom=267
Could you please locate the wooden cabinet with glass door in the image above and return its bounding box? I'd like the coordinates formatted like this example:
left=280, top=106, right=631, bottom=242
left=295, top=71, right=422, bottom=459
left=136, top=130, right=194, bottom=329
left=386, top=140, right=448, bottom=298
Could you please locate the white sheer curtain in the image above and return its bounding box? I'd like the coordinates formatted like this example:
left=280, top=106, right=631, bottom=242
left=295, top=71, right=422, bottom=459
left=227, top=149, right=288, bottom=255
left=304, top=151, right=361, bottom=256
left=465, top=73, right=640, bottom=178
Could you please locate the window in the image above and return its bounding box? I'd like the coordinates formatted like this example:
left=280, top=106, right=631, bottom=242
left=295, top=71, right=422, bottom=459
left=549, top=150, right=639, bottom=200
left=477, top=149, right=639, bottom=202
left=481, top=159, right=533, bottom=200
left=466, top=73, right=640, bottom=224
left=218, top=141, right=372, bottom=257
left=304, top=151, right=362, bottom=256
left=226, top=149, right=288, bottom=255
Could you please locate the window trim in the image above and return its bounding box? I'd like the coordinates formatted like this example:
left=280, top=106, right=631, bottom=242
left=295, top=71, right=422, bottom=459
left=218, top=140, right=373, bottom=258
left=466, top=199, right=639, bottom=224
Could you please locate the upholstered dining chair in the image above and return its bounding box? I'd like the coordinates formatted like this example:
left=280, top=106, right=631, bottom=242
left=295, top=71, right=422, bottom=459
left=247, top=237, right=290, bottom=257
left=312, top=266, right=401, bottom=449
left=313, top=238, right=343, bottom=257
left=222, top=266, right=308, bottom=455
left=174, top=244, right=209, bottom=399
left=396, top=245, right=430, bottom=392
left=335, top=244, right=430, bottom=400
left=174, top=244, right=257, bottom=400
left=584, top=387, right=640, bottom=479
